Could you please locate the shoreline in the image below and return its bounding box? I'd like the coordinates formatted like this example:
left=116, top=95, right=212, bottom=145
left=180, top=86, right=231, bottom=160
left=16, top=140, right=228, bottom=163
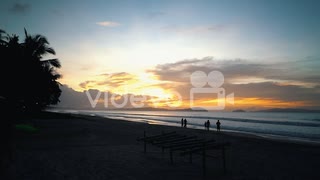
left=48, top=108, right=320, bottom=146
left=55, top=110, right=320, bottom=147
left=11, top=111, right=320, bottom=180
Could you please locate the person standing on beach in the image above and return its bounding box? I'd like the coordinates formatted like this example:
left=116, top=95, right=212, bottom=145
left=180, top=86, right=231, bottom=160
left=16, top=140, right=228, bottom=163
left=184, top=118, right=187, bottom=128
left=206, top=120, right=210, bottom=131
left=181, top=118, right=184, bottom=127
left=216, top=120, right=221, bottom=132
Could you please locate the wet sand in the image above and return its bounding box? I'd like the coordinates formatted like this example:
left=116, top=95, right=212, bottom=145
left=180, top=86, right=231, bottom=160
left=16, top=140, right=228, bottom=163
left=9, top=112, right=320, bottom=180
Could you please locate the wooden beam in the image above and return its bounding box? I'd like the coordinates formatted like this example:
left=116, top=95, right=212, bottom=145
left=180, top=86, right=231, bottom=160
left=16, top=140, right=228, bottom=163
left=138, top=131, right=231, bottom=175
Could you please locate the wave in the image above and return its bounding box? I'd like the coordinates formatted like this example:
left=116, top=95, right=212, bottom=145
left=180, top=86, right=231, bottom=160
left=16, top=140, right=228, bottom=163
left=102, top=111, right=320, bottom=128
left=50, top=109, right=320, bottom=143
left=103, top=113, right=320, bottom=140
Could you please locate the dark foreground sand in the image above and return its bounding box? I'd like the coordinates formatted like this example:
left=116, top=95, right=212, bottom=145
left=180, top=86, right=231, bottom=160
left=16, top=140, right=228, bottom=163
left=6, top=112, right=320, bottom=180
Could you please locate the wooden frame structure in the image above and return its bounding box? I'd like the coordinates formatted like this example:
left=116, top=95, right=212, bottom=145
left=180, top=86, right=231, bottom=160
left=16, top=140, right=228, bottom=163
left=137, top=131, right=231, bottom=176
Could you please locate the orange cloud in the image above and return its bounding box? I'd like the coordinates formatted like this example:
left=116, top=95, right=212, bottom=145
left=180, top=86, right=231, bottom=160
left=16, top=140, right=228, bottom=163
left=72, top=57, right=320, bottom=110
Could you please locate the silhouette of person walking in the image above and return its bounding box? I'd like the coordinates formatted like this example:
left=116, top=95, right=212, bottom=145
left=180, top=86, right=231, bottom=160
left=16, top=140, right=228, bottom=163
left=206, top=120, right=210, bottom=131
left=216, top=120, right=221, bottom=132
left=184, top=118, right=187, bottom=128
left=204, top=121, right=207, bottom=130
left=181, top=118, right=184, bottom=127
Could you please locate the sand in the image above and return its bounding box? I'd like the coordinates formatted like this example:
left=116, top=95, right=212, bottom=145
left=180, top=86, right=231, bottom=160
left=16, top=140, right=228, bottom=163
left=6, top=112, right=320, bottom=180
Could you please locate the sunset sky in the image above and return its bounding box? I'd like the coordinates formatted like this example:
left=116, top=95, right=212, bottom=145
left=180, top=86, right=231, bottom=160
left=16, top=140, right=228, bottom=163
left=1, top=0, right=320, bottom=110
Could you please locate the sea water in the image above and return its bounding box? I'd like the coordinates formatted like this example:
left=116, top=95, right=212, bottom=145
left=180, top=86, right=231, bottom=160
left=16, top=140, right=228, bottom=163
left=49, top=109, right=320, bottom=143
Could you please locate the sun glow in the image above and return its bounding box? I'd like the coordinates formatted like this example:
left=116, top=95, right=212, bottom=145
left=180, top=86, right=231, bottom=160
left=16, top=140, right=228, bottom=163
left=141, top=88, right=171, bottom=99
left=235, top=97, right=311, bottom=109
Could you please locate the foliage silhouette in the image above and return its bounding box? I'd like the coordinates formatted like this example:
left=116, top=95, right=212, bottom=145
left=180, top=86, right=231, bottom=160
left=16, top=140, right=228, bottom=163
left=0, top=28, right=62, bottom=113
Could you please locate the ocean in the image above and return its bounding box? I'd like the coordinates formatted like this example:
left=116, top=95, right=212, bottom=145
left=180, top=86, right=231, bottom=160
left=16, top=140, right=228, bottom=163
left=49, top=109, right=320, bottom=144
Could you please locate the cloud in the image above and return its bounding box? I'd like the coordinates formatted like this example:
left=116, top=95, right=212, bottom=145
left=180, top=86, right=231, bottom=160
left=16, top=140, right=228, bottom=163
left=78, top=72, right=142, bottom=95
left=148, top=57, right=320, bottom=109
left=10, top=3, right=30, bottom=13
left=148, top=57, right=320, bottom=87
left=224, top=82, right=320, bottom=102
left=79, top=80, right=96, bottom=89
left=64, top=57, right=320, bottom=110
left=54, top=85, right=166, bottom=110
left=57, top=81, right=320, bottom=110
left=96, top=72, right=139, bottom=88
left=264, top=58, right=320, bottom=84
left=96, top=21, right=120, bottom=27
left=148, top=57, right=213, bottom=82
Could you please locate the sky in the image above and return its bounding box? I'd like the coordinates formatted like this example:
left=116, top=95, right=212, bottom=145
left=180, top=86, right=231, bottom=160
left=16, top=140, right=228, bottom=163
left=1, top=0, right=320, bottom=110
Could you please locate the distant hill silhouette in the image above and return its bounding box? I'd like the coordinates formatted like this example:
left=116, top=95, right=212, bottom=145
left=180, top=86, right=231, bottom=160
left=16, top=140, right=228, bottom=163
left=105, top=107, right=208, bottom=112
left=256, top=108, right=320, bottom=113
left=50, top=106, right=208, bottom=112
left=232, top=109, right=246, bottom=112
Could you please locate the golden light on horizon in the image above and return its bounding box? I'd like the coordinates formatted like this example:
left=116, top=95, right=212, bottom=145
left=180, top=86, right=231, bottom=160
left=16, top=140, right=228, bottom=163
left=141, top=88, right=171, bottom=99
left=235, top=97, right=311, bottom=109
left=60, top=69, right=317, bottom=110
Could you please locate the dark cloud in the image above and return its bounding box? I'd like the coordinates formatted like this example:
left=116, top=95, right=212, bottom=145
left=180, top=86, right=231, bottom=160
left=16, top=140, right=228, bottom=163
left=148, top=57, right=213, bottom=82
left=65, top=57, right=320, bottom=110
left=263, top=58, right=320, bottom=84
left=148, top=57, right=320, bottom=85
left=224, top=82, right=320, bottom=102
left=148, top=57, right=320, bottom=108
left=55, top=80, right=320, bottom=110
left=10, top=3, right=30, bottom=13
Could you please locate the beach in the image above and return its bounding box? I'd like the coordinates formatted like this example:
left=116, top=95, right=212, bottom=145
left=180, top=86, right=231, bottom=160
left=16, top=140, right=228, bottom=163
left=7, top=112, right=320, bottom=180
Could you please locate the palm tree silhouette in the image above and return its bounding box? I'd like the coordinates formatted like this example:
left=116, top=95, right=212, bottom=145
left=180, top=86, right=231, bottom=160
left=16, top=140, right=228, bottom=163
left=0, top=29, right=6, bottom=45
left=0, top=28, right=62, bottom=112
left=22, top=28, right=62, bottom=111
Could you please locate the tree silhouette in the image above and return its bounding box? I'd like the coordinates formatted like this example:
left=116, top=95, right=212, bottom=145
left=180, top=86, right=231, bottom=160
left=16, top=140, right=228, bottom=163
left=0, top=28, right=62, bottom=112
left=0, top=29, right=6, bottom=45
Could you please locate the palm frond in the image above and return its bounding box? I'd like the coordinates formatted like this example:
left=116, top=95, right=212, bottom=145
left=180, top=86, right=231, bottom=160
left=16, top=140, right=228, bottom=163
left=41, top=58, right=61, bottom=68
left=24, top=28, right=27, bottom=37
left=53, top=74, right=62, bottom=80
left=0, top=29, right=6, bottom=43
left=46, top=47, right=56, bottom=55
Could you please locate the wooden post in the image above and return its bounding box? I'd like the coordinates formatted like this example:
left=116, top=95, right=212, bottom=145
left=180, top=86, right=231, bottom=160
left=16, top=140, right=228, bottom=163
left=144, top=130, right=146, bottom=153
